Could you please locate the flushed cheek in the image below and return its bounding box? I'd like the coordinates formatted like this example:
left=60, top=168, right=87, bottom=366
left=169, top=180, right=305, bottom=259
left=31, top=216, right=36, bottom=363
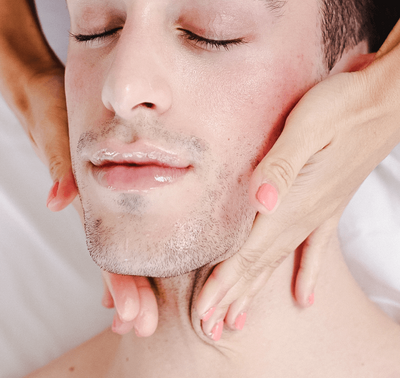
left=190, top=58, right=314, bottom=169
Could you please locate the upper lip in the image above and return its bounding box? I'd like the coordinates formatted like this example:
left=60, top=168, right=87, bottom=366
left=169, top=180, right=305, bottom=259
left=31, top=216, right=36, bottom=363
left=89, top=141, right=191, bottom=169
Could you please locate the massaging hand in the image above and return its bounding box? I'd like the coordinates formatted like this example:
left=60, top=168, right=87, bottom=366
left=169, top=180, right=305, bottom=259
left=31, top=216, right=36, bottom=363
left=195, top=20, right=400, bottom=339
left=0, top=0, right=76, bottom=210
left=101, top=273, right=158, bottom=336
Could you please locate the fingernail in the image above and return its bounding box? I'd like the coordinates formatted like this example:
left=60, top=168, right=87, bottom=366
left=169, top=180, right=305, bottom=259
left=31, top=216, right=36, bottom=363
left=101, top=291, right=114, bottom=309
left=46, top=181, right=59, bottom=209
left=209, top=320, right=223, bottom=342
left=256, top=183, right=278, bottom=212
left=196, top=275, right=221, bottom=319
left=111, top=314, right=134, bottom=335
left=134, top=326, right=141, bottom=338
left=201, top=307, right=216, bottom=322
left=111, top=315, right=119, bottom=333
left=234, top=312, right=247, bottom=331
left=308, top=293, right=315, bottom=306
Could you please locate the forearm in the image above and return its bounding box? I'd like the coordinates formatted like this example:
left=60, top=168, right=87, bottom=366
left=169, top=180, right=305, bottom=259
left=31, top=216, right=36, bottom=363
left=0, top=0, right=64, bottom=130
left=368, top=19, right=400, bottom=145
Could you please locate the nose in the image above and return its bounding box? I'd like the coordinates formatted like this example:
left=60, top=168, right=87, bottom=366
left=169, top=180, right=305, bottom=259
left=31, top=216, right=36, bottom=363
left=102, top=32, right=172, bottom=119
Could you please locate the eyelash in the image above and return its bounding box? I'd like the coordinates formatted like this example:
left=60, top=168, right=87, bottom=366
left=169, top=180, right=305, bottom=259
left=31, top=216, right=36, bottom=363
left=177, top=28, right=245, bottom=51
left=70, top=28, right=121, bottom=44
left=70, top=28, right=245, bottom=51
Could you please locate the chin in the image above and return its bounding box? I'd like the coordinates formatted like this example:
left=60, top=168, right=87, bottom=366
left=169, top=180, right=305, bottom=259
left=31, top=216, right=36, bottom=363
left=83, top=204, right=255, bottom=278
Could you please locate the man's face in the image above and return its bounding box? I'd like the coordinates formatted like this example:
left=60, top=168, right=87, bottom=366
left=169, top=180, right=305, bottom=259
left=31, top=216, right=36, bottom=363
left=66, top=0, right=324, bottom=277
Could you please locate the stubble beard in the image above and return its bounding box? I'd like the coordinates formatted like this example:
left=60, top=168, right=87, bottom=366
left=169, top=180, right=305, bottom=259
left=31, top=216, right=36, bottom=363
left=81, top=173, right=256, bottom=278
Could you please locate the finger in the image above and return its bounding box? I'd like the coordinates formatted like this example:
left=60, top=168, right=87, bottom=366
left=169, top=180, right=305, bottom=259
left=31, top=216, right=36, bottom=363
left=294, top=217, right=339, bottom=307
left=202, top=245, right=291, bottom=339
left=224, top=269, right=272, bottom=330
left=249, top=100, right=333, bottom=216
left=112, top=312, right=135, bottom=335
left=202, top=270, right=270, bottom=338
left=47, top=168, right=78, bottom=211
left=200, top=211, right=313, bottom=339
left=111, top=278, right=158, bottom=337
left=201, top=252, right=288, bottom=339
left=195, top=213, right=278, bottom=318
left=103, top=271, right=140, bottom=323
left=101, top=274, right=115, bottom=309
left=131, top=277, right=159, bottom=337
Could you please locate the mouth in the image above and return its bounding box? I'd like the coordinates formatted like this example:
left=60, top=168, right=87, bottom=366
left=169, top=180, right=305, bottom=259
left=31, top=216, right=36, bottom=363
left=89, top=144, right=192, bottom=192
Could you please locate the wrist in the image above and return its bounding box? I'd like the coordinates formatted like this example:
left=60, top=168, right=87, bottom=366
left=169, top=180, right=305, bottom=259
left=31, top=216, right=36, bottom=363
left=0, top=35, right=64, bottom=126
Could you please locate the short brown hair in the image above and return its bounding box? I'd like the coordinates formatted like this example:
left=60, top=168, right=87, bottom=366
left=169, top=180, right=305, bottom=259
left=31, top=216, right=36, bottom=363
left=321, top=0, right=374, bottom=71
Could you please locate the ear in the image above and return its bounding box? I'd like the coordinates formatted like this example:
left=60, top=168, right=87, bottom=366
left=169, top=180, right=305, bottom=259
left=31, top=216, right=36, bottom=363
left=329, top=41, right=375, bottom=75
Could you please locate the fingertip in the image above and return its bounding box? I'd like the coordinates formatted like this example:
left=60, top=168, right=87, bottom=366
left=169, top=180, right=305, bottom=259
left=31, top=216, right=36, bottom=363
left=234, top=312, right=247, bottom=331
left=102, top=288, right=115, bottom=309
left=110, top=276, right=141, bottom=323
left=133, top=286, right=159, bottom=337
left=133, top=312, right=158, bottom=338
left=294, top=278, right=315, bottom=308
left=111, top=313, right=135, bottom=335
left=256, top=183, right=279, bottom=213
left=46, top=181, right=59, bottom=210
left=201, top=307, right=216, bottom=322
left=308, top=292, right=315, bottom=306
left=46, top=171, right=78, bottom=211
left=195, top=274, right=223, bottom=320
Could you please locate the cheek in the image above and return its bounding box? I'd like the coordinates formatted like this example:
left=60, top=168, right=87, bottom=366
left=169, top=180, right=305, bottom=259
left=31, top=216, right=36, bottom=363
left=179, top=54, right=315, bottom=170
left=65, top=52, right=107, bottom=144
left=66, top=54, right=91, bottom=118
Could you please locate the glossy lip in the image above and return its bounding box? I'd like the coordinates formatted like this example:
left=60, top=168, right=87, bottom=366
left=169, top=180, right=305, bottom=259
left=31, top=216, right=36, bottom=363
left=88, top=140, right=192, bottom=169
left=88, top=141, right=192, bottom=192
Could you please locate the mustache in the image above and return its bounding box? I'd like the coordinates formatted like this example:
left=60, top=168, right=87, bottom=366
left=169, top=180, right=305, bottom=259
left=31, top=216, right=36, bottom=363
left=76, top=114, right=208, bottom=159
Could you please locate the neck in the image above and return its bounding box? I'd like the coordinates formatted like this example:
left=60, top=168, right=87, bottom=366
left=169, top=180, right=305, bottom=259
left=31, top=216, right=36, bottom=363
left=150, top=261, right=216, bottom=344
left=107, top=234, right=400, bottom=377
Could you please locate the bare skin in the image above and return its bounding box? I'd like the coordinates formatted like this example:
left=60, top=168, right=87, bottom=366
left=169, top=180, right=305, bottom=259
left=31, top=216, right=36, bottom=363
left=27, top=234, right=400, bottom=378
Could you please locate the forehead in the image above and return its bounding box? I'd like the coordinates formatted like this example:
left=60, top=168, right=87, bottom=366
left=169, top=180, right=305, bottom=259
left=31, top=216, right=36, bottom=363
left=66, top=0, right=290, bottom=20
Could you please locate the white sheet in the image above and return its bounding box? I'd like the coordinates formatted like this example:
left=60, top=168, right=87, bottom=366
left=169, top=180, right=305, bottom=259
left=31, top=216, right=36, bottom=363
left=0, top=2, right=399, bottom=377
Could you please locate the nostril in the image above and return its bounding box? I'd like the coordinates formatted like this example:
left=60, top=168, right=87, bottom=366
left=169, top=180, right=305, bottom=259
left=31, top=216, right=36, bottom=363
left=143, top=102, right=154, bottom=109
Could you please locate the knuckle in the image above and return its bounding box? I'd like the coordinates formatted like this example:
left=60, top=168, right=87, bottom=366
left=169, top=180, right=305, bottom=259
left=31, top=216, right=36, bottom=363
left=48, top=156, right=66, bottom=181
left=234, top=248, right=263, bottom=275
left=242, top=264, right=264, bottom=282
left=265, top=248, right=292, bottom=270
left=267, top=158, right=295, bottom=189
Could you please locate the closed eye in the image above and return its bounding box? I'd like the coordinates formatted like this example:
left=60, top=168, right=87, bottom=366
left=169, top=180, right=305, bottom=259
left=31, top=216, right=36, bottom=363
left=69, top=27, right=122, bottom=44
left=178, top=28, right=246, bottom=51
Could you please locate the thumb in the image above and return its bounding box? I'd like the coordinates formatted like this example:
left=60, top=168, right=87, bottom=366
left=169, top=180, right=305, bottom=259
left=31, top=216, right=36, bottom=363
left=45, top=135, right=78, bottom=212
left=46, top=166, right=78, bottom=212
left=249, top=107, right=332, bottom=216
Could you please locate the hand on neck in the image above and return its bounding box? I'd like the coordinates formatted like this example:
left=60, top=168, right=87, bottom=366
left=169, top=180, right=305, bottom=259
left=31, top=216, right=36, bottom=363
left=108, top=234, right=400, bottom=377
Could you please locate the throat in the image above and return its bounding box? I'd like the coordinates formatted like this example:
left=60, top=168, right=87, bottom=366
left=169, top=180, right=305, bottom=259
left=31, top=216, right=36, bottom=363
left=151, top=265, right=212, bottom=342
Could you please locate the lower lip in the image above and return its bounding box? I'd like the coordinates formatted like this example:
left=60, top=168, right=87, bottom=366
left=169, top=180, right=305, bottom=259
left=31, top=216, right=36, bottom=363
left=92, top=164, right=189, bottom=191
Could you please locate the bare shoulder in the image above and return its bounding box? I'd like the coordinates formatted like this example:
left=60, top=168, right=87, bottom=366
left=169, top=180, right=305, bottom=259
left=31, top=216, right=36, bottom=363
left=25, top=328, right=120, bottom=378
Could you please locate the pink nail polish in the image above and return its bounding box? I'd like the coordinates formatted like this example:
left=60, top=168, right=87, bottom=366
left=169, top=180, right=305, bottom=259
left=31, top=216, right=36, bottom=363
left=308, top=293, right=315, bottom=306
left=111, top=315, right=118, bottom=333
left=256, top=183, right=278, bottom=212
left=46, top=181, right=59, bottom=208
left=210, top=320, right=223, bottom=342
left=202, top=307, right=216, bottom=322
left=235, top=312, right=247, bottom=331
